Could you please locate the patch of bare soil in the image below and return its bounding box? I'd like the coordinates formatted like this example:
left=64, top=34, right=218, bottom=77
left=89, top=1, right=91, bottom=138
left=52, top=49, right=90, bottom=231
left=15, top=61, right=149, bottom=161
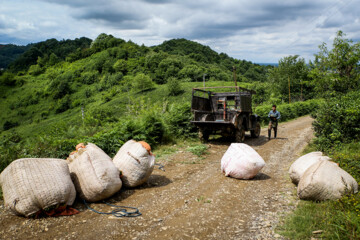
left=0, top=116, right=314, bottom=240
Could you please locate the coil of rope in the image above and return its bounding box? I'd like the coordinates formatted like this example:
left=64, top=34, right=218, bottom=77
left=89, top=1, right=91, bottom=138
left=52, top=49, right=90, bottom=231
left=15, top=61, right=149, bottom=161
left=83, top=200, right=141, bottom=218
left=154, top=163, right=165, bottom=171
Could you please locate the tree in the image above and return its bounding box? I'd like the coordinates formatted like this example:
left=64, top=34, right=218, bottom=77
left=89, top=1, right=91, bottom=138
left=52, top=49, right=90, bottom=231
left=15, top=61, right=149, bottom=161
left=178, top=64, right=204, bottom=82
left=132, top=73, right=154, bottom=92
left=154, top=57, right=183, bottom=84
left=0, top=72, right=16, bottom=86
left=49, top=73, right=73, bottom=99
left=145, top=51, right=168, bottom=74
left=48, top=53, right=60, bottom=66
left=90, top=33, right=122, bottom=51
left=28, top=64, right=43, bottom=76
left=167, top=77, right=183, bottom=96
left=113, top=59, right=127, bottom=74
left=310, top=31, right=360, bottom=94
left=269, top=55, right=309, bottom=102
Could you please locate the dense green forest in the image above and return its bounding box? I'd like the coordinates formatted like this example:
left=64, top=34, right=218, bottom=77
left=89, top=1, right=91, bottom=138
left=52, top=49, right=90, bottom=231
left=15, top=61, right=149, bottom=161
left=0, top=31, right=359, bottom=238
left=0, top=44, right=31, bottom=69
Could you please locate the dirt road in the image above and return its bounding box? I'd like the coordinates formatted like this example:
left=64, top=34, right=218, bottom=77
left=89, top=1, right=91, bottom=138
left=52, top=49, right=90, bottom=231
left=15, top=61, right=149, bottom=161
left=0, top=116, right=314, bottom=240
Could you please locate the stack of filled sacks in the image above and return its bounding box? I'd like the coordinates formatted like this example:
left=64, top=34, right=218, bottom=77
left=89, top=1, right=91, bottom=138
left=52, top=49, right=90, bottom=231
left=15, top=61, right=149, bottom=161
left=0, top=158, right=76, bottom=217
left=67, top=143, right=122, bottom=202
left=0, top=140, right=156, bottom=218
left=289, top=152, right=358, bottom=200
left=113, top=140, right=155, bottom=187
left=221, top=143, right=266, bottom=179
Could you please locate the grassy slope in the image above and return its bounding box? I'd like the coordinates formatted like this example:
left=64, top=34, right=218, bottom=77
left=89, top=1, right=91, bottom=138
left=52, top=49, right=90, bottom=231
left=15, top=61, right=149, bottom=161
left=0, top=78, right=251, bottom=138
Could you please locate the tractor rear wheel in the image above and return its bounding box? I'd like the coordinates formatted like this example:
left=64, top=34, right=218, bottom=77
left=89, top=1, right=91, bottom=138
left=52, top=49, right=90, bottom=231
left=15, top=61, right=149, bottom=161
left=251, top=122, right=261, bottom=138
left=199, top=129, right=209, bottom=143
left=235, top=127, right=246, bottom=143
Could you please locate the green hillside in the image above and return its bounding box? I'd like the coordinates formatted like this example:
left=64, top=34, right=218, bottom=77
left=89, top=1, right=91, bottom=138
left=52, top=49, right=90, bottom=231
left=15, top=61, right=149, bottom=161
left=0, top=34, right=269, bottom=133
left=0, top=34, right=278, bottom=168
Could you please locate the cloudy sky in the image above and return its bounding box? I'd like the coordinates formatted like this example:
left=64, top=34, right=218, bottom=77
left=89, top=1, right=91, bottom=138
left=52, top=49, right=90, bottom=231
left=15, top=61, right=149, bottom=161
left=0, top=0, right=359, bottom=63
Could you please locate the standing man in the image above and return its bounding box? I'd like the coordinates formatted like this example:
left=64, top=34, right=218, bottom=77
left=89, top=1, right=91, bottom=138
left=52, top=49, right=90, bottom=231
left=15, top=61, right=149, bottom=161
left=268, top=105, right=280, bottom=140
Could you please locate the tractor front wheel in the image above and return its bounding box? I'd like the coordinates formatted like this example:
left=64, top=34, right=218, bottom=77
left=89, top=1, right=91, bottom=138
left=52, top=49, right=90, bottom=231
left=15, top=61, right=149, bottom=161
left=251, top=122, right=261, bottom=138
left=235, top=127, right=246, bottom=143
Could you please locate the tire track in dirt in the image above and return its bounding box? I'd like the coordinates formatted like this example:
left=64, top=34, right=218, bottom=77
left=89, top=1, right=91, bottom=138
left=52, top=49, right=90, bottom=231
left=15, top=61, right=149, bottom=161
left=0, top=116, right=314, bottom=240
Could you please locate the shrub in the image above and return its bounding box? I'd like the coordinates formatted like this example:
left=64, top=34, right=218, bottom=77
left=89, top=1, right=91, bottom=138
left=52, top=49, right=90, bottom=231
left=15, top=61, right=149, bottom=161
left=17, top=109, right=27, bottom=116
left=331, top=142, right=360, bottom=182
left=84, top=87, right=93, bottom=98
left=3, top=121, right=19, bottom=130
left=71, top=99, right=84, bottom=108
left=24, top=93, right=40, bottom=106
left=40, top=111, right=49, bottom=119
left=55, top=95, right=71, bottom=113
left=81, top=71, right=99, bottom=84
left=0, top=72, right=16, bottom=86
left=131, top=73, right=154, bottom=92
left=313, top=91, right=360, bottom=150
left=100, top=72, right=123, bottom=90
left=0, top=131, right=22, bottom=171
left=85, top=113, right=165, bottom=156
left=138, top=114, right=165, bottom=145
left=28, top=64, right=43, bottom=76
left=167, top=77, right=183, bottom=96
left=164, top=102, right=197, bottom=137
left=49, top=74, right=73, bottom=99
left=113, top=59, right=127, bottom=74
left=255, top=99, right=321, bottom=125
left=84, top=106, right=117, bottom=127
left=178, top=64, right=204, bottom=82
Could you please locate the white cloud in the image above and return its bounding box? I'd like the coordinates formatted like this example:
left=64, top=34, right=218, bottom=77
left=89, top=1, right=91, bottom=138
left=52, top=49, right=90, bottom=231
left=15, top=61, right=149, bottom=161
left=0, top=0, right=359, bottom=62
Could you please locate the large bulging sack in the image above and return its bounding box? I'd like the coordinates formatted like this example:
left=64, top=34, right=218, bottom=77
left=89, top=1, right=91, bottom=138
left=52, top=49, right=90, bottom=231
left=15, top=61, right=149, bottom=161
left=113, top=140, right=155, bottom=187
left=0, top=158, right=76, bottom=217
left=289, top=152, right=330, bottom=185
left=221, top=143, right=266, bottom=179
left=298, top=160, right=358, bottom=201
left=67, top=143, right=122, bottom=202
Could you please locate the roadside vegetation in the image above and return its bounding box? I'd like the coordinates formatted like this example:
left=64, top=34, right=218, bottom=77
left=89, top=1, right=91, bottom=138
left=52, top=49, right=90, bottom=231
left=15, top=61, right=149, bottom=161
left=279, top=32, right=360, bottom=239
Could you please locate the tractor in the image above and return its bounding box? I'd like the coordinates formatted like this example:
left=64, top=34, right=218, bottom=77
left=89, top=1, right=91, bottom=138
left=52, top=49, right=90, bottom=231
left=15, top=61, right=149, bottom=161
left=191, top=86, right=260, bottom=142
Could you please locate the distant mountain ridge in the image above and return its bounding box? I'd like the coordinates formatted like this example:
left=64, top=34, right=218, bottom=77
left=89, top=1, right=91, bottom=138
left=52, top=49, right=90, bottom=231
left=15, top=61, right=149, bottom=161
left=256, top=63, right=278, bottom=66
left=0, top=44, right=32, bottom=69
left=6, top=37, right=92, bottom=72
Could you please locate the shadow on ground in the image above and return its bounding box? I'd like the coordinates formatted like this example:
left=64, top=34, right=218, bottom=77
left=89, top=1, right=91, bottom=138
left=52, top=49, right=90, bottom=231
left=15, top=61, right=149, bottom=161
left=72, top=174, right=172, bottom=212
left=208, top=134, right=269, bottom=148
left=250, top=172, right=271, bottom=181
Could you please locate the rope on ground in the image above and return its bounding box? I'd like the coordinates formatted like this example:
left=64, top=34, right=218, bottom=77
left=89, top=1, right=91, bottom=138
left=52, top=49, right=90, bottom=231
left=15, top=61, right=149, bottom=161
left=154, top=163, right=165, bottom=171
left=83, top=200, right=142, bottom=218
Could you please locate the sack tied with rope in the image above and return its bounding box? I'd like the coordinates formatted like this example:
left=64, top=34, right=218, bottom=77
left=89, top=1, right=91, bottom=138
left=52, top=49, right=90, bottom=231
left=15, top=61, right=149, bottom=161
left=67, top=143, right=122, bottom=202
